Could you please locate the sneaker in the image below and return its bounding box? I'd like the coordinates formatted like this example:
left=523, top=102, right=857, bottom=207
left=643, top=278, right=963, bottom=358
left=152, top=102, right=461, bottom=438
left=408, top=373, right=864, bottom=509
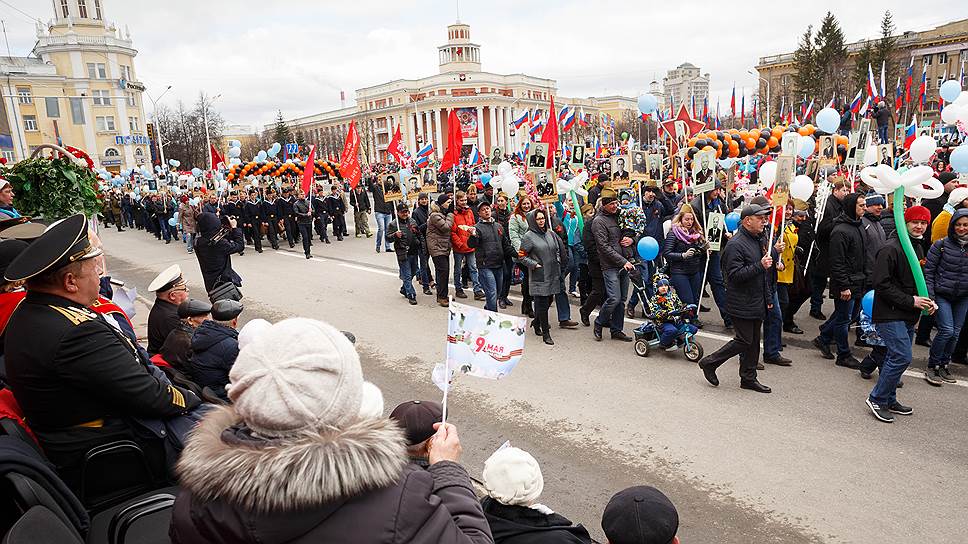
left=423, top=287, right=433, bottom=296
left=938, top=366, right=957, bottom=383
left=661, top=343, right=678, bottom=352
left=866, top=399, right=894, bottom=423
left=813, top=337, right=834, bottom=360
left=783, top=325, right=804, bottom=335
left=569, top=290, right=579, bottom=298
left=454, top=291, right=468, bottom=299
left=924, top=368, right=944, bottom=386
left=593, top=323, right=603, bottom=341
left=888, top=401, right=913, bottom=415
left=498, top=300, right=507, bottom=309
left=408, top=297, right=418, bottom=306
left=756, top=362, right=765, bottom=370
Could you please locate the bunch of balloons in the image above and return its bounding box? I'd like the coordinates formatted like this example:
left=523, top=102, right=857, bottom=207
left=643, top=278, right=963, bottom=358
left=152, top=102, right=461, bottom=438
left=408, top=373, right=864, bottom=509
left=489, top=161, right=522, bottom=196
left=225, top=159, right=341, bottom=183
left=557, top=171, right=589, bottom=231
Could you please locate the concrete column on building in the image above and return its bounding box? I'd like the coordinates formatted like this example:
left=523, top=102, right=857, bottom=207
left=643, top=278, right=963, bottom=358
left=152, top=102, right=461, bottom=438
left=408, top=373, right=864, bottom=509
left=475, top=105, right=485, bottom=152
left=434, top=108, right=444, bottom=157
left=419, top=110, right=428, bottom=149
left=488, top=105, right=498, bottom=152
left=498, top=106, right=507, bottom=150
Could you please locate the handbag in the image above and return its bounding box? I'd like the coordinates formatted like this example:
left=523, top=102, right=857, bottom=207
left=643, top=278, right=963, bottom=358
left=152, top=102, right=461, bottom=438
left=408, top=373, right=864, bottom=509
left=207, top=258, right=243, bottom=303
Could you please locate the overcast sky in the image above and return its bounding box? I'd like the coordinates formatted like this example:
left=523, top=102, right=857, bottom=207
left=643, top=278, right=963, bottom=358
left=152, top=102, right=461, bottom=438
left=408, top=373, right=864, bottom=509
left=3, top=0, right=965, bottom=130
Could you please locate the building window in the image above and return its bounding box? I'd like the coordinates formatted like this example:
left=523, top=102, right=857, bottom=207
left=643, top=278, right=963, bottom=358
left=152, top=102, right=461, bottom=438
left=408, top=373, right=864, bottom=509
left=96, top=115, right=116, bottom=132
left=923, top=55, right=932, bottom=66
left=92, top=90, right=111, bottom=105
left=70, top=97, right=85, bottom=124
left=135, top=148, right=144, bottom=156
left=126, top=92, right=136, bottom=107
left=128, top=116, right=139, bottom=131
left=94, top=0, right=102, bottom=19
left=45, top=97, right=60, bottom=117
left=60, top=0, right=69, bottom=17
left=1, top=150, right=14, bottom=162
left=87, top=63, right=107, bottom=79
left=104, top=148, right=119, bottom=157
left=938, top=52, right=948, bottom=64
left=78, top=0, right=88, bottom=18
left=23, top=115, right=38, bottom=131
left=938, top=76, right=946, bottom=89
left=120, top=65, right=131, bottom=81
left=16, top=87, right=31, bottom=104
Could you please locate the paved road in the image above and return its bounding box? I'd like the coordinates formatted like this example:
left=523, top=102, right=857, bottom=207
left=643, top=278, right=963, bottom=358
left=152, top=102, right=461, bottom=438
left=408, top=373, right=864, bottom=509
left=100, top=225, right=968, bottom=544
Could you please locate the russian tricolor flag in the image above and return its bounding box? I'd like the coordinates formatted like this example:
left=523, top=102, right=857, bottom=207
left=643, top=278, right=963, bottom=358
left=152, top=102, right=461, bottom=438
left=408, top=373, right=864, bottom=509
left=530, top=109, right=542, bottom=125
left=557, top=104, right=570, bottom=124
left=849, top=89, right=863, bottom=114
left=511, top=110, right=529, bottom=129
left=562, top=108, right=576, bottom=131
left=468, top=145, right=482, bottom=166
left=867, top=63, right=879, bottom=102
left=417, top=143, right=435, bottom=157
left=529, top=122, right=544, bottom=137
left=858, top=96, right=871, bottom=116
left=578, top=107, right=589, bottom=127
left=903, top=116, right=917, bottom=150
left=414, top=155, right=430, bottom=168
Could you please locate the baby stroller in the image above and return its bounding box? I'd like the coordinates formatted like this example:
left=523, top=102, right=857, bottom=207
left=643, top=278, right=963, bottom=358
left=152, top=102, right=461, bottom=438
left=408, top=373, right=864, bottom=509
left=629, top=272, right=704, bottom=361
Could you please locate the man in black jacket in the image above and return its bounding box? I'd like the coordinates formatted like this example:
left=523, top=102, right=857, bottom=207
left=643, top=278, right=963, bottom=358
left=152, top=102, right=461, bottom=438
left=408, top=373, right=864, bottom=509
left=4, top=215, right=201, bottom=491
left=293, top=189, right=314, bottom=258
left=386, top=203, right=421, bottom=305
left=411, top=193, right=433, bottom=295
left=810, top=179, right=849, bottom=318
left=814, top=193, right=867, bottom=367
left=279, top=187, right=298, bottom=247
left=194, top=212, right=245, bottom=293
left=261, top=187, right=281, bottom=250
left=468, top=201, right=515, bottom=312
left=241, top=190, right=264, bottom=253
left=350, top=184, right=373, bottom=238
left=591, top=190, right=634, bottom=342
left=146, top=264, right=189, bottom=355
left=866, top=206, right=936, bottom=423
left=698, top=204, right=773, bottom=393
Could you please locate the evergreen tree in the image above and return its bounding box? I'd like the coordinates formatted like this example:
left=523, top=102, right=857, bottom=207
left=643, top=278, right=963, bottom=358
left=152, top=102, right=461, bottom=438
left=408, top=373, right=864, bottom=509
left=853, top=41, right=875, bottom=98
left=813, top=12, right=848, bottom=105
left=873, top=10, right=899, bottom=103
left=272, top=110, right=292, bottom=146
left=793, top=25, right=821, bottom=102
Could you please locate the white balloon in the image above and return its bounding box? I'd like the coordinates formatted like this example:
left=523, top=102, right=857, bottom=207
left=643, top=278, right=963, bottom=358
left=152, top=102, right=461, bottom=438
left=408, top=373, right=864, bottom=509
left=790, top=175, right=814, bottom=201
left=227, top=147, right=242, bottom=158
left=797, top=135, right=816, bottom=159
left=759, top=161, right=778, bottom=188
left=905, top=176, right=944, bottom=199
left=909, top=135, right=938, bottom=163
left=860, top=164, right=903, bottom=194
left=955, top=90, right=968, bottom=106
left=941, top=104, right=960, bottom=124
left=957, top=106, right=968, bottom=126
left=863, top=145, right=879, bottom=166
left=662, top=219, right=672, bottom=237
left=498, top=161, right=513, bottom=176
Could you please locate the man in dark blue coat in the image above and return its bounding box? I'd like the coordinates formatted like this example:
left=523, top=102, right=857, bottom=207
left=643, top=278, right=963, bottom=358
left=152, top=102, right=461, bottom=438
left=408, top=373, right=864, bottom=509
left=190, top=299, right=243, bottom=401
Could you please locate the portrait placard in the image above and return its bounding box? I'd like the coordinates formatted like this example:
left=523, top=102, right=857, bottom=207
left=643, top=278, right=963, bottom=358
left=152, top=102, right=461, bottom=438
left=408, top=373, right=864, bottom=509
left=610, top=154, right=631, bottom=187
left=630, top=150, right=649, bottom=180
left=781, top=132, right=799, bottom=157
left=527, top=142, right=550, bottom=172
left=532, top=170, right=558, bottom=203
left=405, top=172, right=421, bottom=200
left=646, top=153, right=663, bottom=184
left=691, top=149, right=716, bottom=194
left=571, top=144, right=585, bottom=165
left=876, top=144, right=894, bottom=167
left=420, top=168, right=438, bottom=193
left=490, top=146, right=503, bottom=167
left=773, top=156, right=794, bottom=208
left=382, top=173, right=403, bottom=202
left=706, top=212, right=725, bottom=252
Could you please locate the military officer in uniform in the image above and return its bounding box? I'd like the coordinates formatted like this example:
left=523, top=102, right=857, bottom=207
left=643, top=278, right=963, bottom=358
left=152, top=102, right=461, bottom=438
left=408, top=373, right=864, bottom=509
left=4, top=214, right=201, bottom=492
left=220, top=191, right=244, bottom=256
left=278, top=187, right=296, bottom=248
left=146, top=264, right=189, bottom=355
left=241, top=189, right=264, bottom=253
left=262, top=187, right=281, bottom=250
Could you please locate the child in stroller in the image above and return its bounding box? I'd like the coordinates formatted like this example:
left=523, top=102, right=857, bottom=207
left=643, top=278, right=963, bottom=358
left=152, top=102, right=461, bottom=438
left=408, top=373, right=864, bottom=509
left=631, top=272, right=704, bottom=361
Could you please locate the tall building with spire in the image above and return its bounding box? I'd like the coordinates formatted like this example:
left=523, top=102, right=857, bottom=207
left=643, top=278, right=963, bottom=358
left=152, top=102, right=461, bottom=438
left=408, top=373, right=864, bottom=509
left=0, top=0, right=149, bottom=171
left=273, top=20, right=635, bottom=164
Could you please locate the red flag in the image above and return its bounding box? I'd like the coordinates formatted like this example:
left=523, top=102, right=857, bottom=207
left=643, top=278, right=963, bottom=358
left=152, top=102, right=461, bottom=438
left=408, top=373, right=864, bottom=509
left=439, top=109, right=463, bottom=172
left=387, top=125, right=405, bottom=163
left=301, top=144, right=316, bottom=197
left=339, top=121, right=362, bottom=189
left=210, top=144, right=225, bottom=170
left=540, top=96, right=559, bottom=170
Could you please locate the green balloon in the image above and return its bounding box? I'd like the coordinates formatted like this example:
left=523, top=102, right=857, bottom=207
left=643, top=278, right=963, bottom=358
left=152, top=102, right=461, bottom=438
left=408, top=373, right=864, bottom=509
left=621, top=132, right=629, bottom=140
left=892, top=188, right=929, bottom=307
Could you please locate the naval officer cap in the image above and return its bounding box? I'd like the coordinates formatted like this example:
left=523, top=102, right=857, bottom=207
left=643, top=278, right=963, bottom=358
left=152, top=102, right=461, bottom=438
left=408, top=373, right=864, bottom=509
left=148, top=264, right=185, bottom=293
left=3, top=214, right=102, bottom=283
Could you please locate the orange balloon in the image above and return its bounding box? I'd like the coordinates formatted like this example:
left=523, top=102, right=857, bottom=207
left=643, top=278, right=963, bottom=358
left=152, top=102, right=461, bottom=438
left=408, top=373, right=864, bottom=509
left=722, top=132, right=732, bottom=142
left=728, top=146, right=739, bottom=158
left=837, top=135, right=849, bottom=146
left=750, top=129, right=761, bottom=140
left=772, top=127, right=783, bottom=139
left=745, top=137, right=756, bottom=150
left=739, top=130, right=749, bottom=140
left=729, top=128, right=740, bottom=135
left=767, top=136, right=779, bottom=148
left=798, top=126, right=810, bottom=136
left=688, top=137, right=698, bottom=147
left=804, top=124, right=815, bottom=135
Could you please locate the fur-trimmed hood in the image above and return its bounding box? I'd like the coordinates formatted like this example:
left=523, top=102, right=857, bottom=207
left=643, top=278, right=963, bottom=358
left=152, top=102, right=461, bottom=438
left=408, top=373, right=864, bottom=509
left=176, top=405, right=408, bottom=514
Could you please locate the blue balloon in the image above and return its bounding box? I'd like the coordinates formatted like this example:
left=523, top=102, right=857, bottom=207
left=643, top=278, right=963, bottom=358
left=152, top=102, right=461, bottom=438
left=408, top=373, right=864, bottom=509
left=480, top=173, right=492, bottom=186
left=950, top=145, right=968, bottom=173
left=940, top=79, right=962, bottom=103
left=724, top=211, right=741, bottom=232
left=815, top=107, right=840, bottom=134
left=638, top=94, right=658, bottom=115
left=637, top=236, right=660, bottom=261
left=168, top=217, right=177, bottom=227
left=861, top=290, right=875, bottom=316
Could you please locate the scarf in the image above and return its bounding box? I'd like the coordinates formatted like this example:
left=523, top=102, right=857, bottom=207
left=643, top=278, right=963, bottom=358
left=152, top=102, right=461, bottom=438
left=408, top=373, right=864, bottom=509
left=672, top=225, right=701, bottom=244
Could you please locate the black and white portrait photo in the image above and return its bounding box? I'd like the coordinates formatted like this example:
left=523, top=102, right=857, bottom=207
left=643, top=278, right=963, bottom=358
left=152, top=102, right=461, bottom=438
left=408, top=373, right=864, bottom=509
left=527, top=142, right=549, bottom=172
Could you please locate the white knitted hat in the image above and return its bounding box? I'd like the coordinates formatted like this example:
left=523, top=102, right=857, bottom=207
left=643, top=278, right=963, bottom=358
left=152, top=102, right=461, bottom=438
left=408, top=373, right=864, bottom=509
left=228, top=318, right=363, bottom=438
left=949, top=187, right=968, bottom=207
left=482, top=447, right=544, bottom=506
left=237, top=318, right=272, bottom=350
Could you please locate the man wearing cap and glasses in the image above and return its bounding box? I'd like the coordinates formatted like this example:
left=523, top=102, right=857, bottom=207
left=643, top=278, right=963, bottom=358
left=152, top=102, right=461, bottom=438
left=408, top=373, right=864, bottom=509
left=697, top=203, right=775, bottom=393
left=147, top=264, right=190, bottom=355
left=3, top=214, right=201, bottom=491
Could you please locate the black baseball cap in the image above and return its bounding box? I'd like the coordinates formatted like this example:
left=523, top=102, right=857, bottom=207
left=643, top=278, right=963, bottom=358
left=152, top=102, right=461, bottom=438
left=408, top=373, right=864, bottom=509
left=177, top=299, right=213, bottom=319
left=602, top=486, right=679, bottom=544
left=389, top=400, right=443, bottom=445
left=740, top=203, right=772, bottom=218
left=211, top=299, right=244, bottom=321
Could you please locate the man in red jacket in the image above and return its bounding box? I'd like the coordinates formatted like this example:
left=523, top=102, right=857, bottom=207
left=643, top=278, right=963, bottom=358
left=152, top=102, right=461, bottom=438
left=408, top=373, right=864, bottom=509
left=451, top=191, right=485, bottom=300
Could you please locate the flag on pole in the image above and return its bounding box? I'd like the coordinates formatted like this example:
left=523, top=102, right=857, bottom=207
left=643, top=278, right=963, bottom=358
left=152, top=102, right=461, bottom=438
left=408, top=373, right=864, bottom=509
left=939, top=69, right=948, bottom=113
left=903, top=116, right=917, bottom=149
left=301, top=144, right=316, bottom=196
left=528, top=122, right=544, bottom=138
left=209, top=144, right=225, bottom=170
left=918, top=62, right=928, bottom=113
left=578, top=107, right=589, bottom=127
left=867, top=63, right=879, bottom=102
left=825, top=95, right=836, bottom=109
left=779, top=96, right=785, bottom=124
left=880, top=60, right=887, bottom=100
left=740, top=93, right=745, bottom=125
left=702, top=97, right=708, bottom=124
left=339, top=121, right=362, bottom=189
left=751, top=98, right=757, bottom=124
left=468, top=145, right=482, bottom=166
left=414, top=155, right=430, bottom=168
left=894, top=77, right=903, bottom=114
left=562, top=107, right=576, bottom=131
left=858, top=96, right=871, bottom=116
left=730, top=83, right=736, bottom=116
left=557, top=104, right=570, bottom=124
left=905, top=58, right=915, bottom=103
left=386, top=125, right=406, bottom=164
left=416, top=142, right=435, bottom=157
left=540, top=96, right=559, bottom=170
left=802, top=99, right=815, bottom=122
left=849, top=89, right=864, bottom=114
left=529, top=109, right=542, bottom=126
left=511, top=110, right=529, bottom=129
left=439, top=109, right=463, bottom=172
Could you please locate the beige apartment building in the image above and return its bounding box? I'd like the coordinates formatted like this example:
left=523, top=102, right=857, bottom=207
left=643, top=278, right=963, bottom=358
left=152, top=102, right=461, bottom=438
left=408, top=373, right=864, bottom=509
left=273, top=21, right=636, bottom=163
left=1, top=0, right=149, bottom=173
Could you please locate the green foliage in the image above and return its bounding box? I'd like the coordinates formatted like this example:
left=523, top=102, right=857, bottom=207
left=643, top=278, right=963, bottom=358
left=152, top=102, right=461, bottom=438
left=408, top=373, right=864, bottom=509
left=272, top=110, right=292, bottom=146
left=814, top=12, right=849, bottom=101
left=2, top=156, right=100, bottom=220
left=793, top=25, right=820, bottom=100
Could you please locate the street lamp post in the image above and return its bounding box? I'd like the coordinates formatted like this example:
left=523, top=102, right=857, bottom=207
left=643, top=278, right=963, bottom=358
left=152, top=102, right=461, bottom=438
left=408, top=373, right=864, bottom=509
left=202, top=93, right=222, bottom=171
left=749, top=70, right=770, bottom=126
left=146, top=85, right=172, bottom=178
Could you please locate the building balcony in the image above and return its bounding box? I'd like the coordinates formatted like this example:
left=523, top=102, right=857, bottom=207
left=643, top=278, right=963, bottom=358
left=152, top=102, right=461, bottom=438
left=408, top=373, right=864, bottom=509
left=34, top=33, right=137, bottom=55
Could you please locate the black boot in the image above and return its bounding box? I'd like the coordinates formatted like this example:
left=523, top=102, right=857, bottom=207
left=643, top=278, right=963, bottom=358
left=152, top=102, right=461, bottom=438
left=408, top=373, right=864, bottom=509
left=542, top=331, right=555, bottom=345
